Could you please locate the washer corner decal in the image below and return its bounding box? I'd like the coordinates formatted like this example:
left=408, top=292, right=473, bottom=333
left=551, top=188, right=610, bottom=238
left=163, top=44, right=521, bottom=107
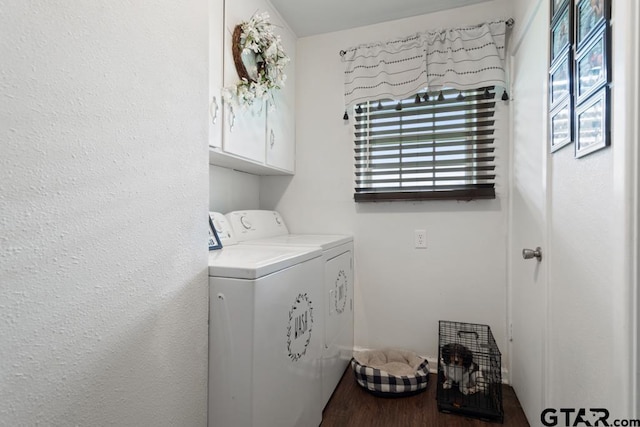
left=286, top=293, right=314, bottom=362
left=334, top=270, right=348, bottom=314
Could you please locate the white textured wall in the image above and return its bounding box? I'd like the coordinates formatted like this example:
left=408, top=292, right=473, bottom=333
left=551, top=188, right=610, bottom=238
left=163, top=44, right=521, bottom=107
left=510, top=0, right=637, bottom=419
left=0, top=1, right=209, bottom=425
left=260, top=0, right=512, bottom=363
left=209, top=165, right=261, bottom=213
left=545, top=0, right=636, bottom=416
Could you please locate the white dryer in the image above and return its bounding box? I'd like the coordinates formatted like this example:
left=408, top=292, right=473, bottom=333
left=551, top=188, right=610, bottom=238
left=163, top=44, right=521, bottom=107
left=225, top=210, right=354, bottom=409
left=208, top=212, right=324, bottom=427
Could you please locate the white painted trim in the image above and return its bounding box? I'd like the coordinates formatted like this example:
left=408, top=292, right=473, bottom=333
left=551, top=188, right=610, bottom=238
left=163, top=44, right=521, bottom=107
left=632, top=0, right=640, bottom=418
left=506, top=50, right=515, bottom=387
left=541, top=0, right=551, bottom=412
left=626, top=0, right=640, bottom=417
left=610, top=0, right=640, bottom=417
left=506, top=0, right=549, bottom=410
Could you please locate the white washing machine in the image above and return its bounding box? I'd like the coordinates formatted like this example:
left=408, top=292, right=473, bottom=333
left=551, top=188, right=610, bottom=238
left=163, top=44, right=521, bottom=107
left=225, top=210, right=354, bottom=409
left=208, top=212, right=324, bottom=427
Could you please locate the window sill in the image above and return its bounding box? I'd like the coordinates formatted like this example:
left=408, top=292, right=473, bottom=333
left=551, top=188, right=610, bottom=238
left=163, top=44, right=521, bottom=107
left=353, top=188, right=496, bottom=202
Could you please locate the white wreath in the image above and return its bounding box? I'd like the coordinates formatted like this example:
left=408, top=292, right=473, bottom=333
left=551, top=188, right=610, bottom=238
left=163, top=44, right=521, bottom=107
left=222, top=12, right=290, bottom=108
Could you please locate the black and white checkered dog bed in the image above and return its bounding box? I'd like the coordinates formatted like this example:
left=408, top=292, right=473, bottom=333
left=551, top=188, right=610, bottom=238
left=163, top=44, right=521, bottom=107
left=351, top=349, right=430, bottom=397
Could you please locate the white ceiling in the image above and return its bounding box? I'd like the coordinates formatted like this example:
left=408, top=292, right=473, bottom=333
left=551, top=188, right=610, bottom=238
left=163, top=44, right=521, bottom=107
left=269, top=0, right=492, bottom=37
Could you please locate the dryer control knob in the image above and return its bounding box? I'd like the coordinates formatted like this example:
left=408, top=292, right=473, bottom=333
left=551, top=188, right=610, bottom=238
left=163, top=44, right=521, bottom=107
left=240, top=216, right=252, bottom=229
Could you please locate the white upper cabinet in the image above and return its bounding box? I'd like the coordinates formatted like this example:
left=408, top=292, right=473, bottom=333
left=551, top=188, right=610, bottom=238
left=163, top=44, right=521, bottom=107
left=220, top=0, right=267, bottom=164
left=209, top=0, right=296, bottom=175
left=264, top=2, right=296, bottom=172
left=221, top=98, right=267, bottom=164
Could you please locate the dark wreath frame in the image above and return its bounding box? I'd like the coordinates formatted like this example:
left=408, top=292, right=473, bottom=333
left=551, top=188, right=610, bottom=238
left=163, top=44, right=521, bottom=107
left=232, top=25, right=265, bottom=83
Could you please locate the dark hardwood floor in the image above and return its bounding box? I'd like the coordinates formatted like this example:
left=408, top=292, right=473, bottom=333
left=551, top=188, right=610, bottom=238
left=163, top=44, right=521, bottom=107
left=321, top=369, right=530, bottom=427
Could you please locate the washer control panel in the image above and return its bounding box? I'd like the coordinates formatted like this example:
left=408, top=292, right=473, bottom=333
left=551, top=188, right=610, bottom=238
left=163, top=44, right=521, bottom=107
left=225, top=210, right=289, bottom=242
left=240, top=216, right=252, bottom=229
left=209, top=212, right=238, bottom=246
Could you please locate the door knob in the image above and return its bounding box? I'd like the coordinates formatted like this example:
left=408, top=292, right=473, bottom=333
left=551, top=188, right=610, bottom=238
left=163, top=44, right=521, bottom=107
left=522, top=247, right=542, bottom=261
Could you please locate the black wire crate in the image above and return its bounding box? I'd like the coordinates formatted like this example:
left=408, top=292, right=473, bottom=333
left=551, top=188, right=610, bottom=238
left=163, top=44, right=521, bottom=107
left=436, top=320, right=504, bottom=423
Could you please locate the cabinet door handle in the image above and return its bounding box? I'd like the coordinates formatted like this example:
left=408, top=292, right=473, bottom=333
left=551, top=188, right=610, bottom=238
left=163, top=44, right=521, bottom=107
left=228, top=105, right=235, bottom=132
left=270, top=129, right=275, bottom=148
left=209, top=96, right=219, bottom=125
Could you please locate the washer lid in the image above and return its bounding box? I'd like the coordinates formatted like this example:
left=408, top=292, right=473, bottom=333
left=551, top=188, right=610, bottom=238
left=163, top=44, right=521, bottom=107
left=241, top=234, right=353, bottom=251
left=208, top=244, right=321, bottom=279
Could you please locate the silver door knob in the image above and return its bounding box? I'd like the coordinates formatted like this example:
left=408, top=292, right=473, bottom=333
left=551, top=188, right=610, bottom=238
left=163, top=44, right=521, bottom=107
left=522, top=247, right=542, bottom=261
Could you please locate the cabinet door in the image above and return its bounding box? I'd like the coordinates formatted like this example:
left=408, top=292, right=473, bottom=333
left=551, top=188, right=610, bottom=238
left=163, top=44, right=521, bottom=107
left=221, top=0, right=267, bottom=163
left=265, top=4, right=296, bottom=172
left=208, top=0, right=223, bottom=150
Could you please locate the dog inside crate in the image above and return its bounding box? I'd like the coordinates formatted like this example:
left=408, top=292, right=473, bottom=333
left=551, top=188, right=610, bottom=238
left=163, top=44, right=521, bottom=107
left=441, top=342, right=488, bottom=395
left=436, top=320, right=504, bottom=422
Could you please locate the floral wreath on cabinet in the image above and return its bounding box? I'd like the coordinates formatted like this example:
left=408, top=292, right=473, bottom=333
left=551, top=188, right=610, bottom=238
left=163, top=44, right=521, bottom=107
left=222, top=12, right=289, bottom=109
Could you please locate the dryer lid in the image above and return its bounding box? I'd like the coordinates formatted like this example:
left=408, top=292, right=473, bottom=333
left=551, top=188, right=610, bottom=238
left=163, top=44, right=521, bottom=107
left=208, top=244, right=321, bottom=279
left=243, top=234, right=353, bottom=250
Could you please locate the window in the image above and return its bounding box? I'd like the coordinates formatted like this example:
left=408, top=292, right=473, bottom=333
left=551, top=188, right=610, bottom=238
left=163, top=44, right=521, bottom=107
left=353, top=87, right=498, bottom=202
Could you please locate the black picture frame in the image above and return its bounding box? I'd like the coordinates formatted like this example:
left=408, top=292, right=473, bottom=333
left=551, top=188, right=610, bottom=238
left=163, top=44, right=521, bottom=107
left=550, top=5, right=571, bottom=64
left=549, top=50, right=572, bottom=109
left=575, top=87, right=609, bottom=158
left=548, top=0, right=610, bottom=158
left=576, top=0, right=608, bottom=48
left=575, top=25, right=607, bottom=104
left=550, top=100, right=572, bottom=152
left=552, top=0, right=570, bottom=18
left=209, top=216, right=223, bottom=250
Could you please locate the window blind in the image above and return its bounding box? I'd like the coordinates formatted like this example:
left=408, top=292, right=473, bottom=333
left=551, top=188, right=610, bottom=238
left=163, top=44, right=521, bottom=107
left=354, top=87, right=497, bottom=202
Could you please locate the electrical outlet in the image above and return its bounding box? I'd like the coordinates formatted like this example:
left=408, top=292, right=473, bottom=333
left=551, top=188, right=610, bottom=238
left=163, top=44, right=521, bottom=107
left=414, top=229, right=427, bottom=249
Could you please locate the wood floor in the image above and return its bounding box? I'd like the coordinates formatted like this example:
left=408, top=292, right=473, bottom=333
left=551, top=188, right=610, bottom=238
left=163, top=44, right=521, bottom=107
left=321, top=369, right=530, bottom=427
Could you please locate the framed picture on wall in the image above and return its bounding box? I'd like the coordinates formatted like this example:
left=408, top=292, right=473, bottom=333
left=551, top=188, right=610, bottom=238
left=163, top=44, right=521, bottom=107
left=549, top=51, right=571, bottom=109
left=209, top=217, right=223, bottom=250
left=575, top=87, right=609, bottom=158
left=576, top=0, right=607, bottom=48
left=575, top=26, right=607, bottom=103
left=550, top=100, right=572, bottom=152
left=552, top=0, right=569, bottom=19
left=551, top=5, right=570, bottom=63
left=548, top=0, right=610, bottom=158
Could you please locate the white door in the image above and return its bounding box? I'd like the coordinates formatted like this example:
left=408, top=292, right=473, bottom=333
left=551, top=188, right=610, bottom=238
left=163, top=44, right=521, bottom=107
left=509, top=3, right=549, bottom=424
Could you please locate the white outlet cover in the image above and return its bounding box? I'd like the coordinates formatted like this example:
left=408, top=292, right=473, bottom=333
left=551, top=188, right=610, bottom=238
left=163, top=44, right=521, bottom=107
left=414, top=229, right=427, bottom=248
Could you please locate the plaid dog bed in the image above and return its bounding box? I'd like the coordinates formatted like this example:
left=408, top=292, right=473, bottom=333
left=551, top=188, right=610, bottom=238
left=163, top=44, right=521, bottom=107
left=351, top=355, right=430, bottom=397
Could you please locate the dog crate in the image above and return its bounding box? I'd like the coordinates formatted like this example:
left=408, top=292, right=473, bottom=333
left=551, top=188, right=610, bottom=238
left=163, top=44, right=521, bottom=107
left=436, top=320, right=504, bottom=423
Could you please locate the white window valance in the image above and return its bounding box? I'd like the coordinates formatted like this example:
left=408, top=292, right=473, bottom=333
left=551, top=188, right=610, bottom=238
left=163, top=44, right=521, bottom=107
left=342, top=20, right=511, bottom=110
